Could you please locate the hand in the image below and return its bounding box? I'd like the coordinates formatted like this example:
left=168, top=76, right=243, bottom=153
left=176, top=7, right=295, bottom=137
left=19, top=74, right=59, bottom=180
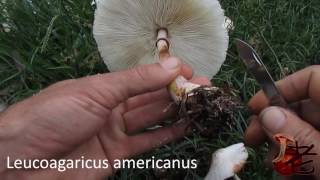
left=0, top=57, right=210, bottom=180
left=245, top=65, right=320, bottom=179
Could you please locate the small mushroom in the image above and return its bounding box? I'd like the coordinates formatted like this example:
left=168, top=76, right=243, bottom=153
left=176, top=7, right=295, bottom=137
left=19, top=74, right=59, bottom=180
left=205, top=143, right=248, bottom=180
left=273, top=134, right=295, bottom=163
left=272, top=134, right=317, bottom=176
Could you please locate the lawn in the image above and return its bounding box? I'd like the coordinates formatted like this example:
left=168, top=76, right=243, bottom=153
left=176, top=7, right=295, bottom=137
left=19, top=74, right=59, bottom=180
left=0, top=0, right=319, bottom=179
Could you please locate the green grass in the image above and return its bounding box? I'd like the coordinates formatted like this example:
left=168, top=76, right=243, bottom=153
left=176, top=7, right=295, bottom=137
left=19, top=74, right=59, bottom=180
left=1, top=0, right=319, bottom=179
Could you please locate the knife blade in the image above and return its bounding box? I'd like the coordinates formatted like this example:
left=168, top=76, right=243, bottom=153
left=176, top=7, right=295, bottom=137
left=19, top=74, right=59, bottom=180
left=235, top=39, right=288, bottom=108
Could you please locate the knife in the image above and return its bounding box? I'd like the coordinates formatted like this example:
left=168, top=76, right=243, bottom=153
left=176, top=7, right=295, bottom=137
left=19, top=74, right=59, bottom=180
left=235, top=39, right=288, bottom=108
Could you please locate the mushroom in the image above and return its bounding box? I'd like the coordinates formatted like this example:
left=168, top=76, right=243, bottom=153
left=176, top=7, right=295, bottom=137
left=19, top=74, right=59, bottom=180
left=93, top=0, right=231, bottom=103
left=93, top=0, right=228, bottom=78
left=93, top=2, right=247, bottom=178
left=273, top=134, right=295, bottom=163
left=272, top=134, right=317, bottom=176
left=93, top=0, right=232, bottom=104
left=93, top=0, right=239, bottom=127
left=205, top=143, right=249, bottom=180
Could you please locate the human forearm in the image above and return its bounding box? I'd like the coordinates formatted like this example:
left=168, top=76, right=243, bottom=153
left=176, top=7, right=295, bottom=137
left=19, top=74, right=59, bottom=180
left=0, top=113, right=10, bottom=178
left=0, top=107, right=30, bottom=179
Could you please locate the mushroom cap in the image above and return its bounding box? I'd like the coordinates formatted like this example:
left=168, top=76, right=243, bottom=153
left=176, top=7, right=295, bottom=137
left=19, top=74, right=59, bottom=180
left=205, top=143, right=248, bottom=180
left=93, top=0, right=229, bottom=78
left=274, top=134, right=295, bottom=143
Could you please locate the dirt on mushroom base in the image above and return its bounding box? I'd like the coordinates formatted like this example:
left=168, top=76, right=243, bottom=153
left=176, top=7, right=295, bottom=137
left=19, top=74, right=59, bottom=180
left=179, top=86, right=243, bottom=138
left=152, top=86, right=243, bottom=179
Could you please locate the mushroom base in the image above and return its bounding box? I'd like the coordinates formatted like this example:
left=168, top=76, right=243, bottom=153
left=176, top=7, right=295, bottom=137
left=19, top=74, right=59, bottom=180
left=178, top=86, right=242, bottom=138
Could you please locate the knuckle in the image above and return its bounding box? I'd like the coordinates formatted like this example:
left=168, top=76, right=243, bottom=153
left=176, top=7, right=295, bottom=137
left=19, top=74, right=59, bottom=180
left=130, top=66, right=149, bottom=82
left=309, top=65, right=320, bottom=71
left=168, top=56, right=182, bottom=63
left=47, top=79, right=76, bottom=90
left=286, top=74, right=301, bottom=96
left=55, top=79, right=75, bottom=87
left=295, top=124, right=318, bottom=146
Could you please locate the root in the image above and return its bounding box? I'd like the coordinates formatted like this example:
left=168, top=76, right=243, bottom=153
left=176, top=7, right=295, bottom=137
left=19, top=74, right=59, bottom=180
left=178, top=86, right=242, bottom=138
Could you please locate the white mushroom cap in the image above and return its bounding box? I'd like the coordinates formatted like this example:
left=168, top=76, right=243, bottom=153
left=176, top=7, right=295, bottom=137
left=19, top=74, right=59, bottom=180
left=93, top=0, right=229, bottom=78
left=205, top=143, right=249, bottom=180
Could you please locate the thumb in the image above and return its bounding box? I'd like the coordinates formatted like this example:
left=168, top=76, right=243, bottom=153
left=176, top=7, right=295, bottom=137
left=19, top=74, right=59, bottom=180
left=260, top=107, right=320, bottom=178
left=259, top=106, right=320, bottom=147
left=86, top=57, right=182, bottom=108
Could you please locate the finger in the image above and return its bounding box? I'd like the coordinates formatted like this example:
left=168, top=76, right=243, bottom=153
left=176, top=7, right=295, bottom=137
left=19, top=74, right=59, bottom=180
left=249, top=65, right=320, bottom=114
left=126, top=121, right=190, bottom=156
left=119, top=62, right=193, bottom=112
left=259, top=106, right=320, bottom=177
left=122, top=74, right=209, bottom=113
left=244, top=115, right=268, bottom=147
left=159, top=46, right=192, bottom=78
left=181, top=63, right=193, bottom=80
left=266, top=146, right=317, bottom=180
left=260, top=107, right=320, bottom=177
left=123, top=77, right=211, bottom=133
left=125, top=76, right=211, bottom=112
left=248, top=91, right=269, bottom=114
left=246, top=99, right=320, bottom=146
left=190, top=76, right=212, bottom=86
left=259, top=107, right=320, bottom=146
left=86, top=58, right=182, bottom=109
left=124, top=88, right=171, bottom=112
left=290, top=99, right=320, bottom=129
left=158, top=44, right=170, bottom=60
left=124, top=100, right=176, bottom=134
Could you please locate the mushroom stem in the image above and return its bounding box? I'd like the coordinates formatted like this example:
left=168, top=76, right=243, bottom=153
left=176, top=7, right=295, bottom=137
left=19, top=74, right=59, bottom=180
left=272, top=134, right=295, bottom=163
left=273, top=137, right=288, bottom=162
left=156, top=29, right=200, bottom=103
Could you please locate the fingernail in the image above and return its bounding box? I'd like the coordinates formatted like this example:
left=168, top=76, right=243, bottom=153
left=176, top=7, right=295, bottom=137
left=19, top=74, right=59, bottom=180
left=160, top=57, right=180, bottom=71
left=260, top=107, right=287, bottom=134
